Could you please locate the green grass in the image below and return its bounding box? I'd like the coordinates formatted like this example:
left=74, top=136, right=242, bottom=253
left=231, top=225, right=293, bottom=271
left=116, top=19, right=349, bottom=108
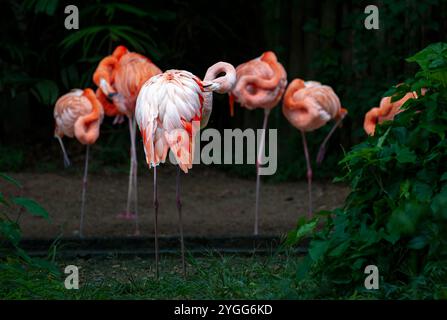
left=1, top=253, right=319, bottom=299
left=2, top=252, right=445, bottom=299
left=62, top=253, right=311, bottom=299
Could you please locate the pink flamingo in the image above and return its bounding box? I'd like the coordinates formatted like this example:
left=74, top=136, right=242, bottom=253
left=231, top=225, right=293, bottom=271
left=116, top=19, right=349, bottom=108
left=54, top=88, right=104, bottom=238
left=93, top=45, right=162, bottom=235
left=229, top=51, right=287, bottom=235
left=282, top=79, right=347, bottom=218
left=135, top=62, right=236, bottom=278
left=364, top=88, right=425, bottom=135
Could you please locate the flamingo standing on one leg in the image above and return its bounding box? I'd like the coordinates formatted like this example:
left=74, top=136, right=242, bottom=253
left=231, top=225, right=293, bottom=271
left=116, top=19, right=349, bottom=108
left=93, top=45, right=162, bottom=235
left=135, top=62, right=236, bottom=278
left=282, top=79, right=347, bottom=218
left=364, top=88, right=426, bottom=135
left=229, top=51, right=287, bottom=236
left=54, top=88, right=104, bottom=238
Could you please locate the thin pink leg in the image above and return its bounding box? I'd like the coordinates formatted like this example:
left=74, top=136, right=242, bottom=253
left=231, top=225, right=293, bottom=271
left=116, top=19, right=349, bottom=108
left=132, top=117, right=140, bottom=235
left=301, top=131, right=313, bottom=219
left=254, top=108, right=270, bottom=236
left=56, top=136, right=71, bottom=167
left=79, top=145, right=90, bottom=238
left=153, top=165, right=159, bottom=280
left=316, top=115, right=346, bottom=165
left=176, top=166, right=186, bottom=278
left=118, top=116, right=137, bottom=221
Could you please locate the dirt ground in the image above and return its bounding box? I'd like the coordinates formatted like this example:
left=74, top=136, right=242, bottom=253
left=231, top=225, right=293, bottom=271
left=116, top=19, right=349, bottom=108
left=2, top=168, right=349, bottom=239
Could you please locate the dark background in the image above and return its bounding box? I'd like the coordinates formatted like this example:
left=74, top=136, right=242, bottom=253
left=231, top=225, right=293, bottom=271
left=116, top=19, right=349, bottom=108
left=1, top=0, right=446, bottom=180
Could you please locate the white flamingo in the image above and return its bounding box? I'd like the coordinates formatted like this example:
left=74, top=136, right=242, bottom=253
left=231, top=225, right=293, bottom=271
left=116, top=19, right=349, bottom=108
left=135, top=62, right=236, bottom=278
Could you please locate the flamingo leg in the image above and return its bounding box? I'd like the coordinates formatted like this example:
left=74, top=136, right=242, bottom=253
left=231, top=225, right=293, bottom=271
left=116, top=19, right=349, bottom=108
left=79, top=145, right=90, bottom=238
left=125, top=116, right=134, bottom=218
left=132, top=117, right=140, bottom=236
left=153, top=165, right=159, bottom=280
left=176, top=166, right=186, bottom=278
left=301, top=131, right=313, bottom=219
left=56, top=136, right=71, bottom=167
left=121, top=116, right=138, bottom=223
left=254, top=108, right=270, bottom=236
left=316, top=115, right=346, bottom=164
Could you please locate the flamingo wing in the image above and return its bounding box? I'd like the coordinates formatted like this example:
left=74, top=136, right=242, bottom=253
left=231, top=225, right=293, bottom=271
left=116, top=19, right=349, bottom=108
left=136, top=70, right=204, bottom=173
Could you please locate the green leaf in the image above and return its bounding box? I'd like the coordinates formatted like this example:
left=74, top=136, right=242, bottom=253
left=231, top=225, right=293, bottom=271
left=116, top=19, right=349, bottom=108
left=412, top=181, right=433, bottom=202
left=408, top=235, right=428, bottom=250
left=31, top=80, right=59, bottom=105
left=431, top=187, right=447, bottom=220
left=0, top=221, right=21, bottom=246
left=286, top=218, right=319, bottom=245
left=400, top=180, right=411, bottom=199
left=23, top=0, right=59, bottom=15
left=387, top=201, right=428, bottom=236
left=12, top=197, right=49, bottom=219
left=352, top=258, right=366, bottom=271
left=0, top=173, right=22, bottom=188
left=377, top=127, right=391, bottom=148
left=383, top=231, right=400, bottom=245
left=420, top=123, right=446, bottom=139
left=429, top=58, right=446, bottom=69
left=329, top=241, right=350, bottom=257
left=395, top=146, right=417, bottom=164
left=308, top=240, right=330, bottom=261
left=296, top=256, right=313, bottom=279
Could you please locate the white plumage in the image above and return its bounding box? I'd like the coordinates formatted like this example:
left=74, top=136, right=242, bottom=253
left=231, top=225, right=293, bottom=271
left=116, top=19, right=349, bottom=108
left=134, top=62, right=236, bottom=278
left=136, top=70, right=205, bottom=172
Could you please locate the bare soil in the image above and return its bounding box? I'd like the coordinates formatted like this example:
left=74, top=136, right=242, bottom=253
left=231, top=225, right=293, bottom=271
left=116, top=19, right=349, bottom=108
left=2, top=168, right=349, bottom=239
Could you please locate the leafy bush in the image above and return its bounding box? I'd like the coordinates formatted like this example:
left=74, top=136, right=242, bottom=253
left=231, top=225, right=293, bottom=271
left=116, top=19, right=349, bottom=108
left=0, top=173, right=62, bottom=299
left=288, top=43, right=447, bottom=299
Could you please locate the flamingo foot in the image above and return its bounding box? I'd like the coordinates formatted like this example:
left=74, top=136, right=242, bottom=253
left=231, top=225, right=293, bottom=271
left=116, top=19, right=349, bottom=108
left=117, top=212, right=137, bottom=220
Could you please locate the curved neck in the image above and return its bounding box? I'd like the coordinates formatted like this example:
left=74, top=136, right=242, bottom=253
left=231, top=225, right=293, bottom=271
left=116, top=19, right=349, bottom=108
left=241, top=52, right=284, bottom=90
left=203, top=62, right=236, bottom=94
left=74, top=89, right=102, bottom=145
left=283, top=79, right=306, bottom=110
left=93, top=56, right=118, bottom=90
left=112, top=45, right=128, bottom=60
left=83, top=89, right=102, bottom=124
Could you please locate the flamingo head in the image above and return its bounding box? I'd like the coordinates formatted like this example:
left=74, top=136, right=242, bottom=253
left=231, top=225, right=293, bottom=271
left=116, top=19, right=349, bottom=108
left=74, top=89, right=103, bottom=145
left=112, top=45, right=129, bottom=60
left=363, top=107, right=381, bottom=136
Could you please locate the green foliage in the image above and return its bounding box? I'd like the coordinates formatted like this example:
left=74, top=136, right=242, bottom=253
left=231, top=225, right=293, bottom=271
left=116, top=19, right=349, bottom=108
left=0, top=173, right=61, bottom=298
left=32, top=254, right=304, bottom=300
left=288, top=43, right=447, bottom=299
left=23, top=0, right=59, bottom=16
